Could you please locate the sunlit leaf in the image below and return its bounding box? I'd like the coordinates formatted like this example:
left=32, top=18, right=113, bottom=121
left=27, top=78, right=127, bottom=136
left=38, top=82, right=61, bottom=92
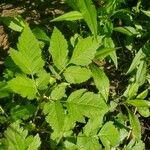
left=63, top=66, right=91, bottom=84
left=49, top=27, right=68, bottom=70
left=51, top=11, right=83, bottom=22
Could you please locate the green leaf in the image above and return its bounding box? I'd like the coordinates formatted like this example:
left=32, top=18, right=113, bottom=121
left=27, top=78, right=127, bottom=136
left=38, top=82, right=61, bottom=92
left=136, top=89, right=148, bottom=99
left=77, top=135, right=101, bottom=150
left=0, top=82, right=10, bottom=98
left=43, top=101, right=65, bottom=140
left=123, top=140, right=145, bottom=150
left=26, top=135, right=41, bottom=150
left=70, top=37, right=99, bottom=66
left=0, top=16, right=25, bottom=32
left=51, top=11, right=83, bottom=22
left=66, top=0, right=80, bottom=10
left=130, top=141, right=145, bottom=150
left=67, top=89, right=109, bottom=123
left=136, top=60, right=147, bottom=86
left=3, top=122, right=41, bottom=150
left=10, top=104, right=36, bottom=121
left=35, top=70, right=50, bottom=90
left=10, top=25, right=44, bottom=75
left=103, top=37, right=118, bottom=68
left=95, top=47, right=116, bottom=60
left=77, top=0, right=97, bottom=37
left=9, top=48, right=33, bottom=74
left=63, top=66, right=91, bottom=84
left=126, top=100, right=150, bottom=108
left=63, top=140, right=77, bottom=150
left=49, top=27, right=68, bottom=70
left=51, top=83, right=68, bottom=100
left=83, top=117, right=103, bottom=136
left=138, top=107, right=150, bottom=118
left=127, top=109, right=141, bottom=141
left=127, top=83, right=139, bottom=99
left=127, top=49, right=145, bottom=74
left=141, top=10, right=150, bottom=17
left=8, top=76, right=37, bottom=100
left=90, top=65, right=109, bottom=102
left=98, top=121, right=120, bottom=147
left=66, top=89, right=87, bottom=123
left=114, top=26, right=138, bottom=36
left=32, top=27, right=50, bottom=42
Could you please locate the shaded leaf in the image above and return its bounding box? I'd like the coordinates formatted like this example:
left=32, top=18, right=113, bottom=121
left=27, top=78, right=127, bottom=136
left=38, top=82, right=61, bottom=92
left=103, top=37, right=118, bottom=68
left=0, top=16, right=25, bottom=32
left=78, top=0, right=97, bottom=36
left=0, top=82, right=10, bottom=98
left=10, top=104, right=36, bottom=121
left=141, top=10, right=150, bottom=17
left=127, top=49, right=145, bottom=74
left=114, top=26, right=138, bottom=36
left=136, top=60, right=147, bottom=85
left=32, top=27, right=50, bottom=42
